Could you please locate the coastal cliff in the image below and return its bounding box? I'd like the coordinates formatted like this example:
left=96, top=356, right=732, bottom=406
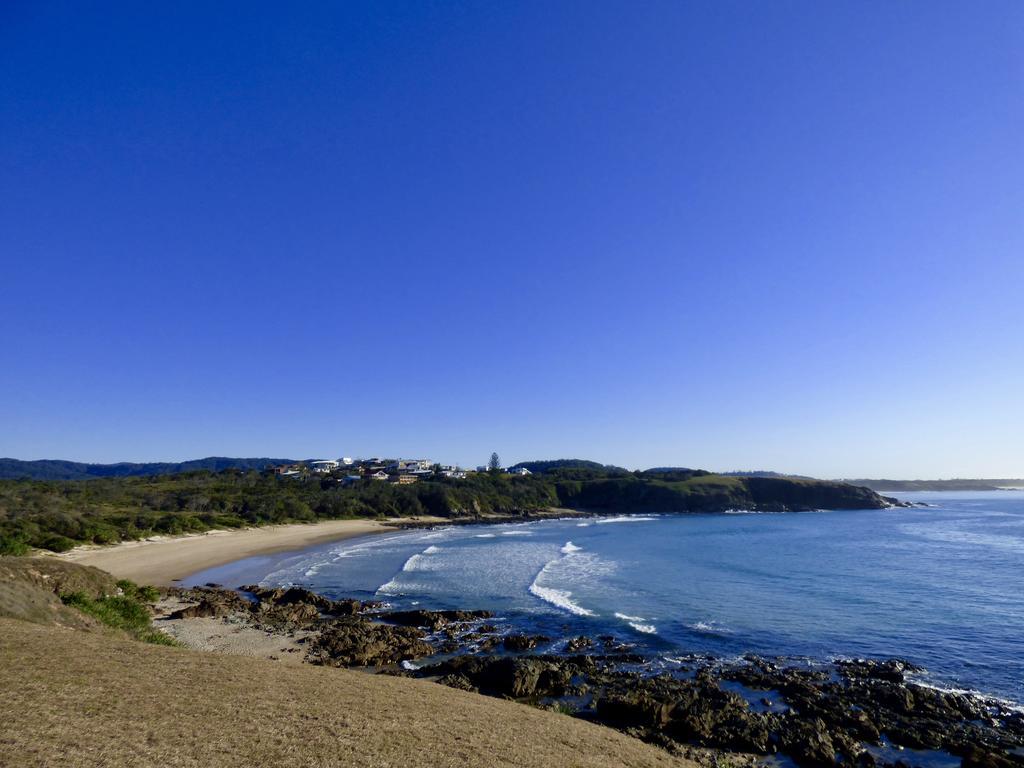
left=552, top=471, right=893, bottom=513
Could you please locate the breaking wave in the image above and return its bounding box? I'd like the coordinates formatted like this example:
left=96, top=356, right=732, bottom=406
left=527, top=541, right=599, bottom=617
left=376, top=544, right=444, bottom=594
left=689, top=620, right=731, bottom=635
left=615, top=612, right=657, bottom=634
left=528, top=582, right=595, bottom=617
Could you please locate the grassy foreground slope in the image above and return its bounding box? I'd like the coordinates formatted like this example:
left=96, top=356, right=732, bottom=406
left=0, top=618, right=688, bottom=768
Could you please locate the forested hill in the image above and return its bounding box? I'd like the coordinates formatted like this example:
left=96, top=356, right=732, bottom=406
left=0, top=457, right=296, bottom=481
left=0, top=462, right=896, bottom=555
left=509, top=459, right=628, bottom=474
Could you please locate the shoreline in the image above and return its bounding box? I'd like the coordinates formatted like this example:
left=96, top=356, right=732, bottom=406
left=49, top=518, right=430, bottom=586
left=47, top=508, right=589, bottom=586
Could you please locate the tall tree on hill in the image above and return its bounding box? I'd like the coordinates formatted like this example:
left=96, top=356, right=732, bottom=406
left=488, top=452, right=501, bottom=472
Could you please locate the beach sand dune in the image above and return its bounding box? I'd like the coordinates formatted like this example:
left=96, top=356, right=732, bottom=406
left=52, top=519, right=412, bottom=585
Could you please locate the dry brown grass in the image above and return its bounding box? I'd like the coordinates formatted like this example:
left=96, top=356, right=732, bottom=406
left=0, top=557, right=118, bottom=629
left=0, top=618, right=691, bottom=768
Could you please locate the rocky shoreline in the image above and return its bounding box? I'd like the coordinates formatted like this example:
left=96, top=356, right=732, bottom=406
left=155, top=584, right=1023, bottom=768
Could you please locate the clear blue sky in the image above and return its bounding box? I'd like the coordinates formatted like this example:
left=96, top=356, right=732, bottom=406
left=2, top=2, right=1022, bottom=477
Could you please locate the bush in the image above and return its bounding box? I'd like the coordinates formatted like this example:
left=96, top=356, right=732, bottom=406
left=0, top=535, right=29, bottom=556
left=116, top=579, right=160, bottom=603
left=38, top=533, right=77, bottom=553
left=61, top=588, right=174, bottom=645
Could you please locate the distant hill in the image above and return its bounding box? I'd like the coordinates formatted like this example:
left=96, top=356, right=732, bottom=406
left=722, top=470, right=816, bottom=480
left=843, top=478, right=1024, bottom=492
left=510, top=459, right=628, bottom=474
left=0, top=457, right=296, bottom=481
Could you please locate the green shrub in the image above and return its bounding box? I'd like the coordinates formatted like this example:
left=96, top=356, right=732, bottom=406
left=0, top=535, right=30, bottom=556
left=60, top=589, right=175, bottom=645
left=85, top=522, right=122, bottom=544
left=37, top=533, right=77, bottom=553
left=116, top=579, right=160, bottom=603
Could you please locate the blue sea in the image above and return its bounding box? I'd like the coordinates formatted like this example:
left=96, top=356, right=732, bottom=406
left=186, top=491, right=1024, bottom=705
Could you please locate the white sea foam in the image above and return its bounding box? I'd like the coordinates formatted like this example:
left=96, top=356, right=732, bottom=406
left=689, top=620, right=731, bottom=635
left=527, top=549, right=598, bottom=617
left=400, top=544, right=446, bottom=573
left=528, top=581, right=595, bottom=616
left=500, top=530, right=533, bottom=536
left=899, top=523, right=1024, bottom=554
left=376, top=543, right=447, bottom=594
left=576, top=522, right=591, bottom=527
left=474, top=533, right=496, bottom=538
left=595, top=515, right=658, bottom=525
left=560, top=541, right=582, bottom=554
left=402, top=554, right=424, bottom=572
left=614, top=612, right=657, bottom=634
left=908, top=678, right=1024, bottom=714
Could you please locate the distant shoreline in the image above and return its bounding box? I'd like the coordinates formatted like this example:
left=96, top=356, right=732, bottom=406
left=46, top=510, right=584, bottom=586
left=849, top=480, right=1024, bottom=493
left=50, top=519, right=416, bottom=585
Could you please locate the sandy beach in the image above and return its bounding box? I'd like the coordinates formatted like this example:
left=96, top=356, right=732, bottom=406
left=52, top=518, right=421, bottom=585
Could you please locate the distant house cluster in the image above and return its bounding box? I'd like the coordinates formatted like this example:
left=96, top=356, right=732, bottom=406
left=475, top=465, right=532, bottom=476
left=267, top=456, right=470, bottom=485
left=267, top=457, right=532, bottom=484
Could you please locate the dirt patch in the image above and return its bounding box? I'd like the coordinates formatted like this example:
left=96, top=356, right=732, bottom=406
left=153, top=596, right=312, bottom=664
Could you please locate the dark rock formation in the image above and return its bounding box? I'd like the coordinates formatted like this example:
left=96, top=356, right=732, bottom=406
left=376, top=608, right=494, bottom=631
left=166, top=588, right=251, bottom=620
left=240, top=584, right=367, bottom=616
left=419, top=655, right=573, bottom=699
left=305, top=619, right=433, bottom=667
left=565, top=635, right=593, bottom=653
left=503, top=634, right=550, bottom=652
left=836, top=658, right=922, bottom=684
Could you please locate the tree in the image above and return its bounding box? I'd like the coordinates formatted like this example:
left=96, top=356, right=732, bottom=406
left=488, top=452, right=501, bottom=472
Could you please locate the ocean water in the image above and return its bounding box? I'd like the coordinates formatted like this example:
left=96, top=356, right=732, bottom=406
left=186, top=491, right=1024, bottom=704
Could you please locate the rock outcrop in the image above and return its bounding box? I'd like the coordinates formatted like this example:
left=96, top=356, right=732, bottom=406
left=305, top=619, right=433, bottom=667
